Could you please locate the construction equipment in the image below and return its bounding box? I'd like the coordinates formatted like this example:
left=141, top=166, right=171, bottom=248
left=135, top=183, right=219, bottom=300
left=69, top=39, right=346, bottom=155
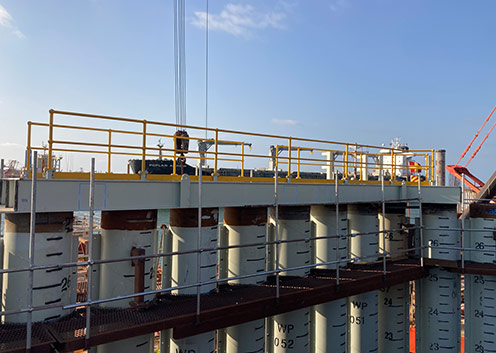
left=2, top=160, right=21, bottom=178
left=446, top=105, right=496, bottom=193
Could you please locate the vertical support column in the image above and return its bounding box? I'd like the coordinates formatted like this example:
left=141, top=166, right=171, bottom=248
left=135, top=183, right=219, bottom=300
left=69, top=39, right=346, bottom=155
left=416, top=204, right=460, bottom=353
left=348, top=291, right=378, bottom=353
left=160, top=222, right=173, bottom=353
left=2, top=212, right=74, bottom=323
left=378, top=204, right=408, bottom=260
left=378, top=285, right=409, bottom=353
left=416, top=268, right=460, bottom=353
left=217, top=218, right=228, bottom=353
left=89, top=232, right=101, bottom=307
left=266, top=224, right=275, bottom=353
left=347, top=204, right=379, bottom=353
left=422, top=204, right=460, bottom=261
left=219, top=224, right=229, bottom=282
left=270, top=206, right=311, bottom=277
left=378, top=204, right=410, bottom=353
left=310, top=205, right=347, bottom=353
left=224, top=206, right=267, bottom=353
left=465, top=272, right=496, bottom=353
left=466, top=213, right=496, bottom=264
left=465, top=205, right=496, bottom=353
left=87, top=231, right=99, bottom=353
left=169, top=207, right=218, bottom=353
left=348, top=204, right=379, bottom=263
left=97, top=210, right=158, bottom=353
left=311, top=205, right=348, bottom=270
left=269, top=206, right=311, bottom=353
left=69, top=231, right=79, bottom=308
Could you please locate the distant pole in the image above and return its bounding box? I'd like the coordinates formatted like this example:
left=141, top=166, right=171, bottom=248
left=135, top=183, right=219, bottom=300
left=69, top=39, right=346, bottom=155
left=435, top=150, right=446, bottom=186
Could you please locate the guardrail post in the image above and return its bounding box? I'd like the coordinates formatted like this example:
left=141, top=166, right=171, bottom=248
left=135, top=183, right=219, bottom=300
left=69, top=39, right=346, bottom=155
left=173, top=134, right=177, bottom=175
left=354, top=143, right=358, bottom=175
left=241, top=143, right=245, bottom=177
left=287, top=137, right=292, bottom=178
left=390, top=148, right=394, bottom=183
left=297, top=147, right=301, bottom=179
left=431, top=149, right=435, bottom=184
left=48, top=109, right=54, bottom=170
left=141, top=121, right=147, bottom=176
left=424, top=153, right=430, bottom=182
left=344, top=145, right=349, bottom=179
left=275, top=145, right=279, bottom=174
left=26, top=121, right=32, bottom=171
left=214, top=129, right=219, bottom=174
left=335, top=173, right=340, bottom=285
left=107, top=129, right=112, bottom=173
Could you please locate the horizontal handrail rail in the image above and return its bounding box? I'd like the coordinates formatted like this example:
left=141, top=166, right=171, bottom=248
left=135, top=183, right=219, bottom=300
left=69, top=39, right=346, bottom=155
left=25, top=109, right=436, bottom=183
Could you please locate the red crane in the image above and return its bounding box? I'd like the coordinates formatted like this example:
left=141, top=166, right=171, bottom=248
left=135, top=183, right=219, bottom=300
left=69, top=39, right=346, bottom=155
left=446, top=105, right=496, bottom=192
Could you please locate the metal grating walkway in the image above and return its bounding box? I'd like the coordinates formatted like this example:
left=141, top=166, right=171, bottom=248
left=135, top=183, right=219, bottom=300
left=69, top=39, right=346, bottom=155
left=1, top=259, right=429, bottom=353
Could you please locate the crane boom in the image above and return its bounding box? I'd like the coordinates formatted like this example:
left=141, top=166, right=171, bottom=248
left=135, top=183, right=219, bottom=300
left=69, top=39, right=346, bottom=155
left=465, top=116, right=496, bottom=167
left=446, top=105, right=496, bottom=193
left=454, top=105, right=496, bottom=166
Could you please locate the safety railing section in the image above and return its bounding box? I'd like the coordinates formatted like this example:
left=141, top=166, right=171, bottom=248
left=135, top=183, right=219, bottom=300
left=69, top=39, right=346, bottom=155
left=0, top=156, right=478, bottom=352
left=24, top=109, right=436, bottom=184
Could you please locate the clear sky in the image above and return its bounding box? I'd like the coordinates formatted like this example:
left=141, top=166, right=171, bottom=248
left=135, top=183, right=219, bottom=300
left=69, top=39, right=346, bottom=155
left=1, top=0, right=495, bottom=180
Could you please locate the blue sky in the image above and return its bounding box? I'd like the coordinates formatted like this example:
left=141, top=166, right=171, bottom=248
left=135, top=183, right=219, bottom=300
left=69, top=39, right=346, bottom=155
left=1, top=0, right=495, bottom=180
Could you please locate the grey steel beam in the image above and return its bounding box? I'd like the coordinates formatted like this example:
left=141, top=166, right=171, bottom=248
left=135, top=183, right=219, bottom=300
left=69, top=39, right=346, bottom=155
left=4, top=178, right=459, bottom=213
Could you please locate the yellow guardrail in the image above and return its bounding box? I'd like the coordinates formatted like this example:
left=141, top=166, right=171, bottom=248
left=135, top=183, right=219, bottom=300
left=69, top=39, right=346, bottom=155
left=25, top=109, right=436, bottom=184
